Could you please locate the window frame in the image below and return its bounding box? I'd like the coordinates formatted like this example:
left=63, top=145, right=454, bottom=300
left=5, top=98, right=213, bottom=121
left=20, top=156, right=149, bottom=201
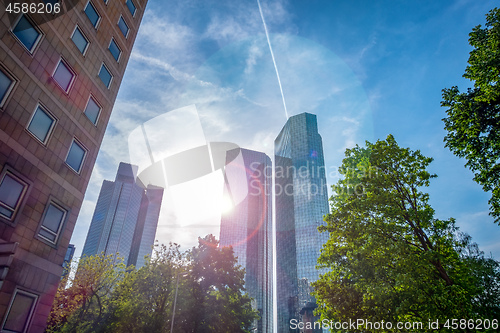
left=84, top=1, right=101, bottom=29
left=0, top=167, right=31, bottom=225
left=108, top=38, right=122, bottom=62
left=1, top=288, right=38, bottom=333
left=71, top=25, right=90, bottom=56
left=51, top=58, right=76, bottom=94
left=10, top=14, right=43, bottom=54
left=26, top=104, right=57, bottom=145
left=98, top=63, right=113, bottom=89
left=117, top=15, right=129, bottom=38
left=0, top=66, right=16, bottom=109
left=83, top=94, right=102, bottom=125
left=65, top=138, right=87, bottom=174
left=36, top=199, right=69, bottom=247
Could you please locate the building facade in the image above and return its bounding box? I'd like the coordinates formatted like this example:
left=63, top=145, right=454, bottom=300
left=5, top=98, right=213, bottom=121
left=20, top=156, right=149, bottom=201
left=219, top=148, right=273, bottom=333
left=0, top=1, right=148, bottom=330
left=275, top=113, right=329, bottom=332
left=81, top=162, right=163, bottom=268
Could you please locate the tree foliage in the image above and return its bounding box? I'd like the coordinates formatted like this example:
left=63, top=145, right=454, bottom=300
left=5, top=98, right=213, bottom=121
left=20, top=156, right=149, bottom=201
left=441, top=7, right=500, bottom=224
left=47, top=235, right=258, bottom=333
left=313, top=135, right=500, bottom=332
left=46, top=253, right=125, bottom=333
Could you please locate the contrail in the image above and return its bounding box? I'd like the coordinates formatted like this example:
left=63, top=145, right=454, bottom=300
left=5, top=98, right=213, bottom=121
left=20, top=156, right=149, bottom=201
left=257, top=0, right=289, bottom=120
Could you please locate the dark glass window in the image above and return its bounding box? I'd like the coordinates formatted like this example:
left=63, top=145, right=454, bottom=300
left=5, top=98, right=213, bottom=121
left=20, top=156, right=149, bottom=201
left=118, top=16, right=129, bottom=37
left=66, top=140, right=86, bottom=173
left=27, top=105, right=55, bottom=143
left=84, top=2, right=100, bottom=28
left=12, top=15, right=40, bottom=52
left=53, top=60, right=75, bottom=92
left=0, top=172, right=28, bottom=221
left=125, top=0, right=136, bottom=16
left=2, top=290, right=37, bottom=333
left=98, top=64, right=112, bottom=88
left=84, top=96, right=101, bottom=124
left=71, top=27, right=89, bottom=54
left=38, top=202, right=66, bottom=243
left=0, top=69, right=14, bottom=107
left=108, top=38, right=121, bottom=61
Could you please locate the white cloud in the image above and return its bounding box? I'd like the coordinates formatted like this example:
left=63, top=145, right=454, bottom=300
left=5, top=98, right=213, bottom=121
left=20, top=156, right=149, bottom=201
left=138, top=11, right=195, bottom=52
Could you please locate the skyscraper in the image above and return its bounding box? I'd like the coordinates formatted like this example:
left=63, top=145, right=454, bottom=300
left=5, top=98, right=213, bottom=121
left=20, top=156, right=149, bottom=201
left=81, top=162, right=163, bottom=268
left=0, top=1, right=147, bottom=331
left=220, top=148, right=273, bottom=333
left=275, top=113, right=329, bottom=332
left=62, top=244, right=76, bottom=281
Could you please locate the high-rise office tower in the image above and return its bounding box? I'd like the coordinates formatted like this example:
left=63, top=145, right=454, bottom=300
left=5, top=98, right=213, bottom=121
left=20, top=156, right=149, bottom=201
left=62, top=244, right=76, bottom=280
left=220, top=148, right=273, bottom=333
left=81, top=162, right=163, bottom=268
left=275, top=113, right=329, bottom=332
left=0, top=1, right=147, bottom=330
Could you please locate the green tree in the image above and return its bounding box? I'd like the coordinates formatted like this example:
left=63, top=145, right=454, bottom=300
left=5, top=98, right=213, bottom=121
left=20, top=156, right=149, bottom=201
left=46, top=254, right=127, bottom=333
left=313, top=135, right=500, bottom=332
left=176, top=234, right=258, bottom=333
left=441, top=7, right=500, bottom=224
left=102, top=243, right=182, bottom=332
left=46, top=236, right=257, bottom=333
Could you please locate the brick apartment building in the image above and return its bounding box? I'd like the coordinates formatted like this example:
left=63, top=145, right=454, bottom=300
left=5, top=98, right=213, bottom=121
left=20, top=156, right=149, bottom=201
left=0, top=0, right=148, bottom=331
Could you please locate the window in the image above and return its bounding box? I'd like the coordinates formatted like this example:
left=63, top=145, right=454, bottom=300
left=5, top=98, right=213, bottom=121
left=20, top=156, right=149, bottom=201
left=125, top=0, right=136, bottom=16
left=11, top=15, right=41, bottom=53
left=84, top=1, right=100, bottom=28
left=52, top=59, right=75, bottom=93
left=65, top=139, right=86, bottom=173
left=118, top=16, right=129, bottom=37
left=108, top=38, right=121, bottom=62
left=27, top=105, right=55, bottom=144
left=71, top=26, right=89, bottom=55
left=98, top=63, right=112, bottom=88
left=2, top=289, right=38, bottom=333
left=38, top=201, right=67, bottom=244
left=0, top=170, right=29, bottom=222
left=84, top=96, right=101, bottom=125
left=0, top=68, right=15, bottom=108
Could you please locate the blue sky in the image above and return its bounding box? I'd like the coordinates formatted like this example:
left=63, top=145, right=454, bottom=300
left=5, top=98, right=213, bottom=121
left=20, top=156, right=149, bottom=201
left=71, top=0, right=500, bottom=260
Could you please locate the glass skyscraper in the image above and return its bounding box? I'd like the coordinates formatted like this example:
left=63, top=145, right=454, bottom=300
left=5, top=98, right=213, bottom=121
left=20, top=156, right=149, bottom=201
left=82, top=162, right=163, bottom=268
left=220, top=148, right=273, bottom=333
left=275, top=113, right=329, bottom=332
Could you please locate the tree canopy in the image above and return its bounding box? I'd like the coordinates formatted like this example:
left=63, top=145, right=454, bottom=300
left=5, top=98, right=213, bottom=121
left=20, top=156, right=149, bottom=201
left=313, top=135, right=500, bottom=332
left=47, top=235, right=258, bottom=333
left=441, top=7, right=500, bottom=224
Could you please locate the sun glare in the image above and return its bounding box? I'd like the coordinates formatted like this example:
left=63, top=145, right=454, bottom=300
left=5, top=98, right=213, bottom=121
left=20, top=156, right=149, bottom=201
left=220, top=196, right=234, bottom=215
